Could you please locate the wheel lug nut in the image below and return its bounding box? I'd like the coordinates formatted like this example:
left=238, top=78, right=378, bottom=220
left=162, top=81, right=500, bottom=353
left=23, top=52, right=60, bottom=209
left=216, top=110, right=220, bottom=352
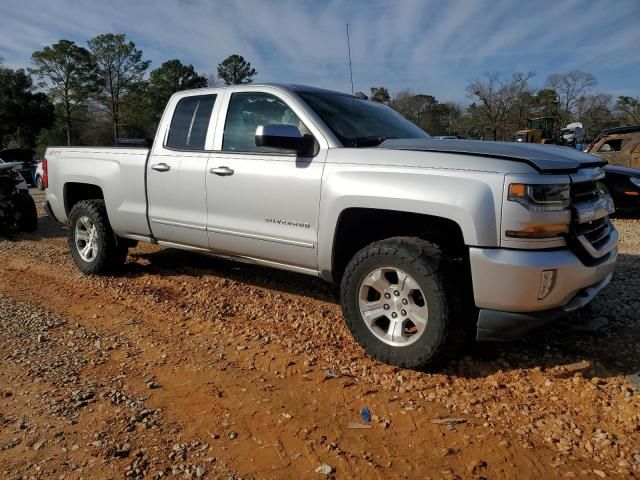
left=401, top=310, right=407, bottom=316
left=402, top=299, right=408, bottom=305
left=383, top=304, right=390, bottom=310
left=384, top=293, right=391, bottom=299
left=394, top=290, right=400, bottom=296
left=391, top=312, right=398, bottom=318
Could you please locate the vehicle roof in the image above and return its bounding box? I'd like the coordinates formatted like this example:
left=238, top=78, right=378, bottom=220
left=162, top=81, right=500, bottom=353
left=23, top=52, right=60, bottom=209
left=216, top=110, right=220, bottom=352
left=600, top=125, right=640, bottom=135
left=175, top=83, right=354, bottom=98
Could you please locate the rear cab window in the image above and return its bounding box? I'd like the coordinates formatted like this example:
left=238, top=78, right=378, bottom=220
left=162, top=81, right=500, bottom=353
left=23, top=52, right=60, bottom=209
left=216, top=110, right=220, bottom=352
left=165, top=94, right=217, bottom=151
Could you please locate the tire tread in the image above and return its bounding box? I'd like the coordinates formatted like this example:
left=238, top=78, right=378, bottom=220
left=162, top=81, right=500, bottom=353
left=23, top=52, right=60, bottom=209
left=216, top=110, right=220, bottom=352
left=340, top=237, right=467, bottom=369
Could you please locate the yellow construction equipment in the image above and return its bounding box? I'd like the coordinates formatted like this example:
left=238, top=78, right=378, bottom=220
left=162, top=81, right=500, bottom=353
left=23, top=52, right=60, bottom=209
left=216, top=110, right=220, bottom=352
left=514, top=117, right=557, bottom=144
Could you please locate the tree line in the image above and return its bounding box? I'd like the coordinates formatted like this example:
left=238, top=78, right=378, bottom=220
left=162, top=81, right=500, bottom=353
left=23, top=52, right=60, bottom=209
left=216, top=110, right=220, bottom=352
left=0, top=34, right=257, bottom=152
left=1, top=33, right=638, bottom=154
left=370, top=71, right=639, bottom=141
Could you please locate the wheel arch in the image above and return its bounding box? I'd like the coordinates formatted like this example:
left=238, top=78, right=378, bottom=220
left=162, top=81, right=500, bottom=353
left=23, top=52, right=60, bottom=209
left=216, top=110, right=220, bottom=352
left=327, top=207, right=468, bottom=283
left=64, top=182, right=105, bottom=216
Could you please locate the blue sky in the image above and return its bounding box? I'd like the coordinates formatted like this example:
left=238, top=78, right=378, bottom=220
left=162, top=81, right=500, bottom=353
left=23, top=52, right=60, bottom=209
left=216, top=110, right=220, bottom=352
left=1, top=0, right=639, bottom=102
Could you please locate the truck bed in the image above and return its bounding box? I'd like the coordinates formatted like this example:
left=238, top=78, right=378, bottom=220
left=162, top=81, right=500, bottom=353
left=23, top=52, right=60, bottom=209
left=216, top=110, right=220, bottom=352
left=44, top=147, right=152, bottom=239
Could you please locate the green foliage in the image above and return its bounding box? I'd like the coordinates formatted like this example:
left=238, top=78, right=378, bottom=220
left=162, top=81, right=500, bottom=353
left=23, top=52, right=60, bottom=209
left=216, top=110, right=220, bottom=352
left=30, top=39, right=97, bottom=145
left=0, top=67, right=54, bottom=148
left=88, top=33, right=150, bottom=142
left=148, top=59, right=208, bottom=121
left=370, top=87, right=390, bottom=104
left=217, top=54, right=257, bottom=85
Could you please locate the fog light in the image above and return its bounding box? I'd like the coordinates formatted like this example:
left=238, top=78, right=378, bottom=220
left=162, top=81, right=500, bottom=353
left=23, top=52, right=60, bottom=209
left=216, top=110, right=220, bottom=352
left=538, top=269, right=557, bottom=299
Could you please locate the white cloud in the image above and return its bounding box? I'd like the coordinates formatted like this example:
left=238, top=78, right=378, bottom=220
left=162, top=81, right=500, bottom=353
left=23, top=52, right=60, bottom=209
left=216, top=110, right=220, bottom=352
left=0, top=0, right=638, bottom=101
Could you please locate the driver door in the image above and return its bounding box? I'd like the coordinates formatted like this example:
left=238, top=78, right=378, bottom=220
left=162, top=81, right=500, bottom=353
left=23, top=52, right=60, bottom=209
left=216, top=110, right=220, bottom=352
left=206, top=90, right=326, bottom=272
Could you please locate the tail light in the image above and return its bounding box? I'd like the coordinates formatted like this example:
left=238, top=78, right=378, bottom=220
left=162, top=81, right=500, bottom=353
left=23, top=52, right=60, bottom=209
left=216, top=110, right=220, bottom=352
left=42, top=158, right=48, bottom=189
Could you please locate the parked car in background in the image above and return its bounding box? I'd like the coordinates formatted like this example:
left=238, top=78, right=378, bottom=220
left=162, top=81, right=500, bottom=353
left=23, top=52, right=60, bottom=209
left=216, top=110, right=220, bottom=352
left=586, top=125, right=640, bottom=169
left=0, top=161, right=38, bottom=232
left=433, top=135, right=470, bottom=140
left=35, top=161, right=45, bottom=190
left=0, top=149, right=38, bottom=187
left=601, top=164, right=640, bottom=214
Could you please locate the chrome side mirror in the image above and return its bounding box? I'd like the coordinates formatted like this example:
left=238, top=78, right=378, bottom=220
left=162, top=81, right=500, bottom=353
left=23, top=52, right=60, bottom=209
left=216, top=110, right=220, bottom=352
left=255, top=125, right=314, bottom=155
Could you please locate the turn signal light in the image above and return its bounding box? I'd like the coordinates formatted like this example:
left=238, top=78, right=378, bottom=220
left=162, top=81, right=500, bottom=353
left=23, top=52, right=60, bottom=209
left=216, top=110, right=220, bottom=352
left=505, top=224, right=569, bottom=239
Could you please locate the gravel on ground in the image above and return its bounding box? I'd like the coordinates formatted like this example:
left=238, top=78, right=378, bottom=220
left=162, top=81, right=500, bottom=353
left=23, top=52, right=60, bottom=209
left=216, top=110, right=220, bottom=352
left=0, top=190, right=638, bottom=479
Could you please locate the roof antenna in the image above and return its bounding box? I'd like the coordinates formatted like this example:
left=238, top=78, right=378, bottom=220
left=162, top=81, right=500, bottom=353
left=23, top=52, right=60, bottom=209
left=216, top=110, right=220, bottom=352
left=346, top=23, right=357, bottom=147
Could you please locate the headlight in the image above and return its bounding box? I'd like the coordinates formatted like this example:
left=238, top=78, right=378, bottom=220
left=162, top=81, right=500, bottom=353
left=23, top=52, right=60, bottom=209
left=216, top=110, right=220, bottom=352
left=508, top=183, right=571, bottom=211
left=631, top=177, right=640, bottom=189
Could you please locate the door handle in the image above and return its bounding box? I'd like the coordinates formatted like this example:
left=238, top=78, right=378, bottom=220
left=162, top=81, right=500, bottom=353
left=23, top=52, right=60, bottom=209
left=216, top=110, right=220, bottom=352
left=151, top=163, right=171, bottom=172
left=209, top=166, right=234, bottom=176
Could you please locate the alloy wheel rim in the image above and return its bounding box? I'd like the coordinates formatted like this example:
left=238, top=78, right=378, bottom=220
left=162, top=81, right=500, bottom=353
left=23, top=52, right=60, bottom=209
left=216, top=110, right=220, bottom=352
left=358, top=266, right=428, bottom=347
left=75, top=216, right=99, bottom=262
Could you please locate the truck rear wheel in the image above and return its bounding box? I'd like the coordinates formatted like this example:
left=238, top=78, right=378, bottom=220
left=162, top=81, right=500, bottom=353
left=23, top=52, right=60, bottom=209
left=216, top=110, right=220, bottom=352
left=340, top=237, right=463, bottom=369
left=67, top=200, right=127, bottom=274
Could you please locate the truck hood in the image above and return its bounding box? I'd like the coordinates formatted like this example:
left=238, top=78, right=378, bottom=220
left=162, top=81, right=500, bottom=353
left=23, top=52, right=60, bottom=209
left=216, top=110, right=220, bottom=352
left=378, top=139, right=605, bottom=173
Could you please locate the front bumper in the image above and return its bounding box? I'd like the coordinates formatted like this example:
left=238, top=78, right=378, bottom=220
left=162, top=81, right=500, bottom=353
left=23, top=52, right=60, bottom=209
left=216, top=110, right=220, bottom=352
left=470, top=246, right=617, bottom=341
left=476, top=273, right=612, bottom=341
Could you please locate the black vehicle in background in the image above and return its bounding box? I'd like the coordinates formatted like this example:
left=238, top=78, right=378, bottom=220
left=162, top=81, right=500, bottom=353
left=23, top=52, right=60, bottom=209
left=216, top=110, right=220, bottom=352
left=0, top=161, right=38, bottom=232
left=0, top=148, right=38, bottom=186
left=602, top=164, right=640, bottom=214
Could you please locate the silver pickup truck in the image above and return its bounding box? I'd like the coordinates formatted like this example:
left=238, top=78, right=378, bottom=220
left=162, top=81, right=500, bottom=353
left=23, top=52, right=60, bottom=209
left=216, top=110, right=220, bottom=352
left=44, top=83, right=617, bottom=368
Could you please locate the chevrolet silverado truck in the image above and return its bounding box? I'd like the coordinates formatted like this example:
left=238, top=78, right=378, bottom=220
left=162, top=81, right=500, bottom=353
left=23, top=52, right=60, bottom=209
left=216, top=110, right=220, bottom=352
left=43, top=84, right=617, bottom=368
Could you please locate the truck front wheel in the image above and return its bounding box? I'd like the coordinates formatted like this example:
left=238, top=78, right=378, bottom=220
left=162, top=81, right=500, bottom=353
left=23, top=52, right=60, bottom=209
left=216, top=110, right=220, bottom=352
left=340, top=237, right=463, bottom=369
left=67, top=200, right=127, bottom=274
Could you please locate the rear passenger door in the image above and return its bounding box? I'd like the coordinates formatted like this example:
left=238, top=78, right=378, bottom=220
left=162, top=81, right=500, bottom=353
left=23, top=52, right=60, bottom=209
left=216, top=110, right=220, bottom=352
left=147, top=93, right=220, bottom=249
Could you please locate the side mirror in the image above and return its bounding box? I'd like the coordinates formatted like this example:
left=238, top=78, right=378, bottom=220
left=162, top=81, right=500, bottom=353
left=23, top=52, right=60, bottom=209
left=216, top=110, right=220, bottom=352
left=255, top=125, right=315, bottom=155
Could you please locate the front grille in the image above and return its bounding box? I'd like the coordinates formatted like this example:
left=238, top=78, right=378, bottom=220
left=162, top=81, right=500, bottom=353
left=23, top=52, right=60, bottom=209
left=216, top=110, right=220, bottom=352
left=569, top=179, right=616, bottom=265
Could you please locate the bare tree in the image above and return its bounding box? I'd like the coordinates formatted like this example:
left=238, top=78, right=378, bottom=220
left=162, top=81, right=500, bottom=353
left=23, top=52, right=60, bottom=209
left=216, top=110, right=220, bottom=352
left=466, top=72, right=534, bottom=140
left=576, top=93, right=615, bottom=139
left=615, top=96, right=640, bottom=124
left=546, top=70, right=597, bottom=119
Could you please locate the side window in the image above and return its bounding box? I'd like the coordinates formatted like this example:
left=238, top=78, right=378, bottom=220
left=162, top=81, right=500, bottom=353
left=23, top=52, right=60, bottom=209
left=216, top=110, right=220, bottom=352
left=166, top=94, right=216, bottom=151
left=599, top=139, right=622, bottom=152
left=222, top=92, right=310, bottom=153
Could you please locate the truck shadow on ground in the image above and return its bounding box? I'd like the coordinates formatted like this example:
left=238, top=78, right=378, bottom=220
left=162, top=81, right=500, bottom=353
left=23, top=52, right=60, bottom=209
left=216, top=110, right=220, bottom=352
left=0, top=215, right=66, bottom=242
left=128, top=247, right=640, bottom=382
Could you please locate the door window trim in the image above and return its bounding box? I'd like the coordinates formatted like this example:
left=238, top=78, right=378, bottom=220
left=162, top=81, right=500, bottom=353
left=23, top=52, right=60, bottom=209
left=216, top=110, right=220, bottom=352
left=211, top=89, right=326, bottom=158
left=160, top=93, right=221, bottom=153
left=220, top=91, right=316, bottom=156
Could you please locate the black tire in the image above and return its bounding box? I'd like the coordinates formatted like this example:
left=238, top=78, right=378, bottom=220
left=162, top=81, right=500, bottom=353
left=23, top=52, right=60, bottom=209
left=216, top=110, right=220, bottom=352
left=15, top=192, right=38, bottom=232
left=340, top=237, right=467, bottom=369
left=36, top=175, right=44, bottom=190
left=67, top=199, right=128, bottom=274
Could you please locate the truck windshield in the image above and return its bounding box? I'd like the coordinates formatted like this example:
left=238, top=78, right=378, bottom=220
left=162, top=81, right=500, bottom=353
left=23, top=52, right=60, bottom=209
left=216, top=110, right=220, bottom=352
left=298, top=91, right=430, bottom=147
